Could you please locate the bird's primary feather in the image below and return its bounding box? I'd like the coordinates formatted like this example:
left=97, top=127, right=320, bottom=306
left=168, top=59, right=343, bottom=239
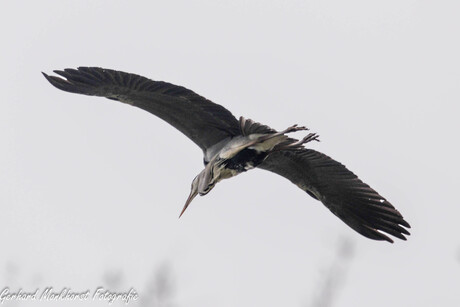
left=258, top=149, right=410, bottom=243
left=42, top=67, right=240, bottom=151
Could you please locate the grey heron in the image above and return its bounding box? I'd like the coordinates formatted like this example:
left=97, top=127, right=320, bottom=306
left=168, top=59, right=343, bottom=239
left=43, top=67, right=410, bottom=243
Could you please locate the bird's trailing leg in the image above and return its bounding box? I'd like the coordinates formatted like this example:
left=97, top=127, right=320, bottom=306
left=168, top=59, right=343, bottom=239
left=273, top=132, right=320, bottom=151
left=221, top=124, right=309, bottom=159
left=249, top=124, right=316, bottom=149
left=289, top=132, right=319, bottom=147
left=252, top=124, right=308, bottom=143
left=276, top=124, right=309, bottom=136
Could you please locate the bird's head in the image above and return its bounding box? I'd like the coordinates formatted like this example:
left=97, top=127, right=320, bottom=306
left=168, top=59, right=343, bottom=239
left=179, top=162, right=219, bottom=218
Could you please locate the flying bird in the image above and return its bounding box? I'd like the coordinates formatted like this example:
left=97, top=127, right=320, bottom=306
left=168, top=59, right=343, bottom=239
left=43, top=67, right=410, bottom=243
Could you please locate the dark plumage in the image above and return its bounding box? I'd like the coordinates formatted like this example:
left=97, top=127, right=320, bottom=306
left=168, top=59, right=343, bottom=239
left=43, top=67, right=410, bottom=243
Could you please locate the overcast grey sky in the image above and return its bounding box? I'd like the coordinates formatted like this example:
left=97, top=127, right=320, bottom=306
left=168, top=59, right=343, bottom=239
left=1, top=1, right=459, bottom=306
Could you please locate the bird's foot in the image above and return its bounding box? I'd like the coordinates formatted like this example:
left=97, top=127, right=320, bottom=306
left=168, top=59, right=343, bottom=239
left=281, top=124, right=309, bottom=134
left=297, top=133, right=320, bottom=145
left=249, top=124, right=310, bottom=147
left=274, top=132, right=320, bottom=151
left=289, top=133, right=320, bottom=147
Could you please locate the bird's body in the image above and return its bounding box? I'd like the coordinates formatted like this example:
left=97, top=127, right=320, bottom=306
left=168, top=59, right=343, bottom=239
left=182, top=121, right=318, bottom=214
left=43, top=67, right=410, bottom=243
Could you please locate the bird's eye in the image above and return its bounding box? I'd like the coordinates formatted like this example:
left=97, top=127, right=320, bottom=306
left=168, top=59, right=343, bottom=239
left=202, top=182, right=215, bottom=195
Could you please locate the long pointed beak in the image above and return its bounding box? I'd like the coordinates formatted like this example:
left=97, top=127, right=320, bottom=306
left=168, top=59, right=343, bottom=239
left=179, top=189, right=198, bottom=218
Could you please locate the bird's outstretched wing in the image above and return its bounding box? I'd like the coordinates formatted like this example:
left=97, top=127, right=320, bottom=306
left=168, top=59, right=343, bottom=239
left=43, top=67, right=241, bottom=150
left=258, top=149, right=410, bottom=243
